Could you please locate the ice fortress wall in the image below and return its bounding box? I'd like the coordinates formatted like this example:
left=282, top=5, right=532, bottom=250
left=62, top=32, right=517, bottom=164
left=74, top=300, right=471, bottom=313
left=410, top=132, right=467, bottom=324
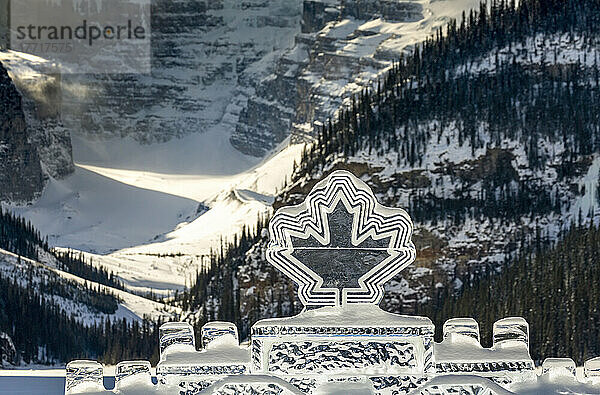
left=65, top=171, right=600, bottom=395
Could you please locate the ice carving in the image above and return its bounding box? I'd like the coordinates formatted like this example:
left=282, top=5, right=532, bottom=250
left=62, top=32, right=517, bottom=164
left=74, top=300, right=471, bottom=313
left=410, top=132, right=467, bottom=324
left=541, top=358, right=576, bottom=378
left=201, top=375, right=304, bottom=395
left=434, top=317, right=534, bottom=385
left=115, top=360, right=153, bottom=391
left=266, top=170, right=416, bottom=307
left=407, top=375, right=515, bottom=395
left=492, top=318, right=529, bottom=349
left=268, top=340, right=417, bottom=374
left=159, top=322, right=196, bottom=358
left=62, top=170, right=600, bottom=395
left=65, top=360, right=105, bottom=394
left=443, top=318, right=480, bottom=342
left=585, top=357, right=600, bottom=382
left=314, top=380, right=376, bottom=394
left=252, top=304, right=434, bottom=379
left=201, top=322, right=239, bottom=349
left=156, top=326, right=250, bottom=393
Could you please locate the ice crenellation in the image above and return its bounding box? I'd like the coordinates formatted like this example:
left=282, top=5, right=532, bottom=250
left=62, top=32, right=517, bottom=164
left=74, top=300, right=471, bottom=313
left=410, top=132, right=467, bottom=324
left=65, top=172, right=600, bottom=395
left=64, top=311, right=600, bottom=394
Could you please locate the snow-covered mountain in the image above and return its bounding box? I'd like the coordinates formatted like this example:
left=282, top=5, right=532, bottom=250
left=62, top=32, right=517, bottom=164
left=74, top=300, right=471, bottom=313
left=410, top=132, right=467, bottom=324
left=232, top=0, right=482, bottom=156
left=0, top=248, right=175, bottom=325
left=2, top=0, right=486, bottom=299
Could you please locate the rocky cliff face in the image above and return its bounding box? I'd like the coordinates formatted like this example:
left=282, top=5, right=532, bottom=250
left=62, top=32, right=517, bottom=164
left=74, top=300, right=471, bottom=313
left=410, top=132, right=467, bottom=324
left=0, top=52, right=74, bottom=180
left=61, top=0, right=302, bottom=143
left=231, top=0, right=444, bottom=156
left=56, top=0, right=452, bottom=158
left=0, top=62, right=44, bottom=202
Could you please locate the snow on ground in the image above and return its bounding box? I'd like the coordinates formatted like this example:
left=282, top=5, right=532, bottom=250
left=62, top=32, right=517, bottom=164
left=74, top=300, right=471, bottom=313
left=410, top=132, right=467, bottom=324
left=72, top=140, right=304, bottom=296
left=0, top=248, right=178, bottom=324
left=5, top=128, right=304, bottom=296
left=2, top=0, right=486, bottom=298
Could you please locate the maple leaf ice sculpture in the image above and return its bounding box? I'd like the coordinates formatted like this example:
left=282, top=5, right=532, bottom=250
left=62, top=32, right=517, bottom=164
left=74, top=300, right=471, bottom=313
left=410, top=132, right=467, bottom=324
left=267, top=170, right=416, bottom=307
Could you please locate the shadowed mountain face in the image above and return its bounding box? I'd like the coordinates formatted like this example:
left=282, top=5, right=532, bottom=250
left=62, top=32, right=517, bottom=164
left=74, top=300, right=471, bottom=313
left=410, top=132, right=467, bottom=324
left=0, top=63, right=43, bottom=202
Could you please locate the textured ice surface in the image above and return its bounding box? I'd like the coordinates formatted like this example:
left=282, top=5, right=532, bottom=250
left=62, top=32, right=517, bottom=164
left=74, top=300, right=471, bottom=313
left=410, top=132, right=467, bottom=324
left=268, top=340, right=416, bottom=374
left=201, top=322, right=239, bottom=349
left=408, top=375, right=515, bottom=395
left=443, top=318, right=480, bottom=342
left=159, top=322, right=196, bottom=358
left=201, top=375, right=304, bottom=395
left=65, top=360, right=104, bottom=394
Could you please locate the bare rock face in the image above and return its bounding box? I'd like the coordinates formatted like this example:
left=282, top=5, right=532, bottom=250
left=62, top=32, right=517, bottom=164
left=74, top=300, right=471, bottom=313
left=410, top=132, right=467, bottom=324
left=340, top=0, right=423, bottom=21
left=230, top=0, right=428, bottom=157
left=61, top=0, right=302, bottom=144
left=0, top=62, right=44, bottom=202
left=0, top=52, right=75, bottom=180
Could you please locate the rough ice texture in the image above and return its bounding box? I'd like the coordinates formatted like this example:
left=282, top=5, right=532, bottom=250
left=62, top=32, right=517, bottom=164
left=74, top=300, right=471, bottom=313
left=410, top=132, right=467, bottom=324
left=268, top=340, right=416, bottom=374
left=434, top=335, right=532, bottom=365
left=201, top=322, right=239, bottom=349
left=370, top=375, right=429, bottom=393
left=411, top=375, right=514, bottom=395
left=202, top=375, right=304, bottom=395
left=253, top=304, right=433, bottom=329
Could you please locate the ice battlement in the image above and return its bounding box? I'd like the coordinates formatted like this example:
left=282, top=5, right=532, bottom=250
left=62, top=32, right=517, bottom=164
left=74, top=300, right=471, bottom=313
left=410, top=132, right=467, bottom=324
left=65, top=171, right=600, bottom=395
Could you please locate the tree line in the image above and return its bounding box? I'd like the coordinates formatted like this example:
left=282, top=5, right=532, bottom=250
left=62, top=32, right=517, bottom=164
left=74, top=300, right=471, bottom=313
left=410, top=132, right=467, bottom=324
left=420, top=223, right=600, bottom=365
left=0, top=207, right=124, bottom=290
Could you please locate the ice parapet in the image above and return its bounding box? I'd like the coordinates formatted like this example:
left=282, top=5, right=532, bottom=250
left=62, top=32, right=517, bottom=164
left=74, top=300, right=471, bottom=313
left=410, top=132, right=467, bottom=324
left=65, top=360, right=105, bottom=394
left=115, top=361, right=153, bottom=391
left=585, top=357, right=600, bottom=381
left=443, top=318, right=480, bottom=342
left=156, top=324, right=250, bottom=393
left=159, top=322, right=195, bottom=358
left=64, top=171, right=600, bottom=395
left=201, top=321, right=239, bottom=349
left=542, top=358, right=577, bottom=378
left=493, top=317, right=529, bottom=349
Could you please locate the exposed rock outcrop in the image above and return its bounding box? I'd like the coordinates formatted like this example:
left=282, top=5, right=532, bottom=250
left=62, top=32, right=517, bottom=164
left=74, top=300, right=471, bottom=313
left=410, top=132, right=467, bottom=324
left=60, top=0, right=302, bottom=144
left=231, top=0, right=432, bottom=156
left=0, top=52, right=74, bottom=180
left=0, top=62, right=44, bottom=202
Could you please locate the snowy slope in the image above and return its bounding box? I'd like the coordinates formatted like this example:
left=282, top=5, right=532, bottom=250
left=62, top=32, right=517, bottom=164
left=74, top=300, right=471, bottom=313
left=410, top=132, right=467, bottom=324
left=3, top=0, right=485, bottom=297
left=0, top=248, right=178, bottom=324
